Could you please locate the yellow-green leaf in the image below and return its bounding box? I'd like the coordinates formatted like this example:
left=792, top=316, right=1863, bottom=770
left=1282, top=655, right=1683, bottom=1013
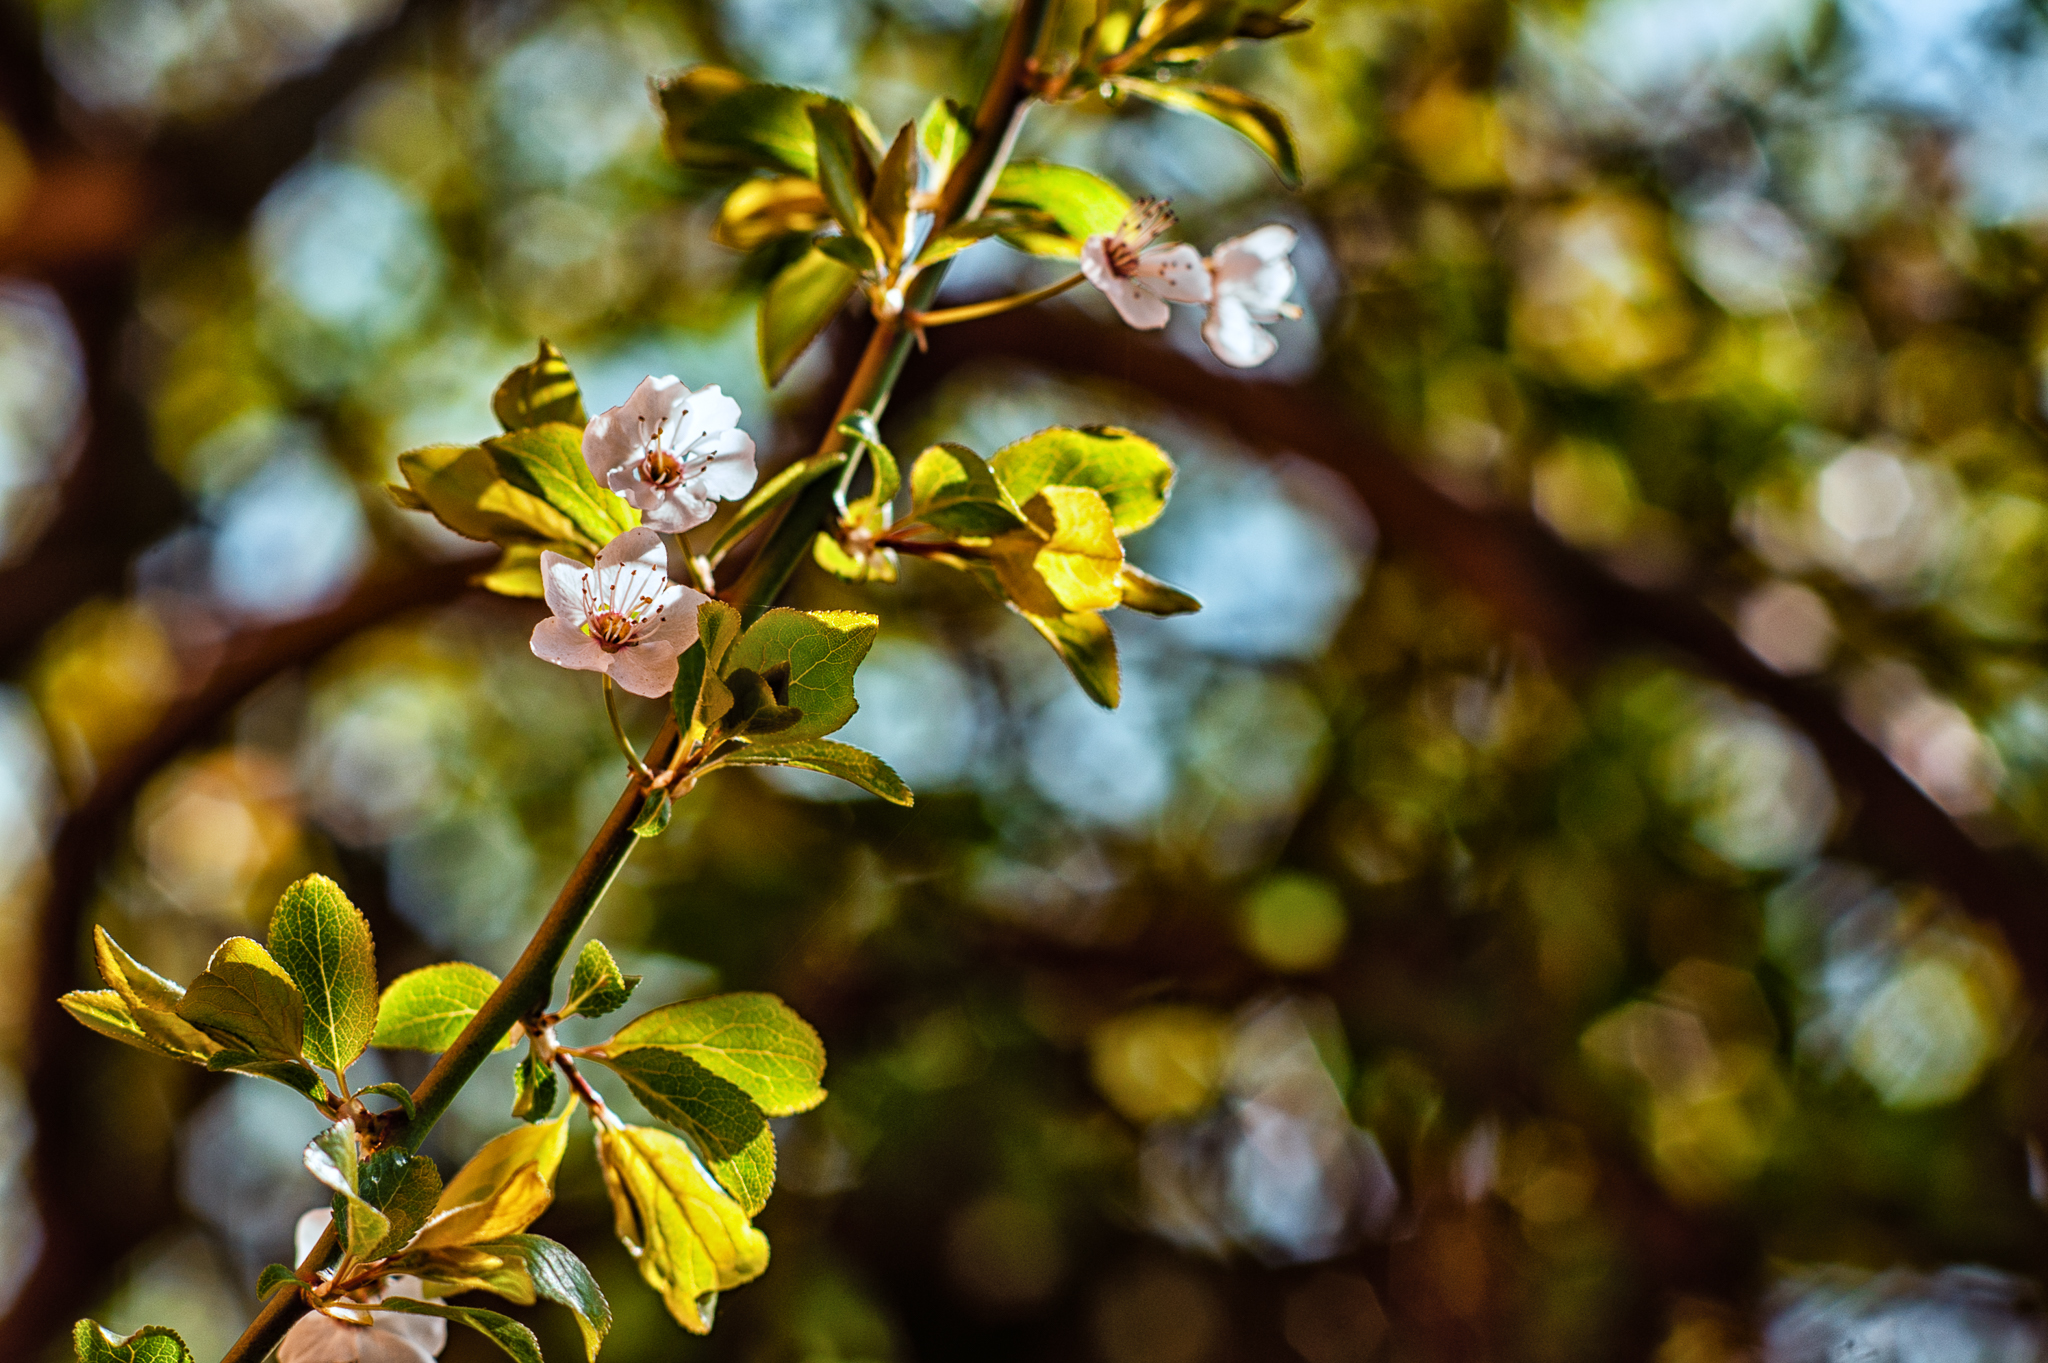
left=393, top=444, right=583, bottom=549
left=1024, top=485, right=1125, bottom=612
left=483, top=423, right=639, bottom=551
left=368, top=1299, right=543, bottom=1363
left=985, top=161, right=1134, bottom=257
left=601, top=994, right=827, bottom=1116
left=176, top=936, right=305, bottom=1062
left=373, top=961, right=511, bottom=1053
left=582, top=1047, right=772, bottom=1208
left=1028, top=608, right=1121, bottom=709
left=759, top=249, right=859, bottom=386
left=704, top=451, right=847, bottom=563
left=991, top=425, right=1176, bottom=536
left=412, top=1110, right=572, bottom=1250
left=358, top=1148, right=445, bottom=1259
left=720, top=608, right=878, bottom=742
left=594, top=1123, right=771, bottom=1333
left=1112, top=78, right=1303, bottom=187
left=268, top=875, right=378, bottom=1076
left=867, top=121, right=918, bottom=269
left=654, top=67, right=825, bottom=178
left=715, top=736, right=915, bottom=806
left=305, top=1121, right=392, bottom=1261
left=1118, top=562, right=1203, bottom=616
left=908, top=442, right=1026, bottom=534
left=492, top=340, right=587, bottom=432
left=712, top=176, right=830, bottom=250
left=71, top=1321, right=195, bottom=1363
left=808, top=103, right=880, bottom=245
left=564, top=940, right=641, bottom=1020
left=90, top=926, right=224, bottom=1063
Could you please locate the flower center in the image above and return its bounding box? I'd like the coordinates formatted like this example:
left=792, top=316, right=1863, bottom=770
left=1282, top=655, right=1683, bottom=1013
left=1104, top=198, right=1176, bottom=277
left=1104, top=237, right=1141, bottom=277
left=588, top=610, right=636, bottom=652
left=641, top=446, right=689, bottom=488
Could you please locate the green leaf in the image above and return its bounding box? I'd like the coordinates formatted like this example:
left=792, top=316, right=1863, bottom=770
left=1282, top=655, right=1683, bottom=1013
left=684, top=600, right=746, bottom=737
left=705, top=451, right=848, bottom=563
left=393, top=443, right=585, bottom=549
left=584, top=1046, right=771, bottom=1205
left=487, top=1235, right=613, bottom=1362
left=1118, top=563, right=1203, bottom=616
left=599, top=993, right=829, bottom=1115
left=88, top=927, right=223, bottom=1063
left=713, top=737, right=913, bottom=806
left=492, top=340, right=587, bottom=432
left=1112, top=78, right=1302, bottom=187
left=867, top=121, right=919, bottom=269
left=917, top=96, right=974, bottom=184
left=816, top=231, right=877, bottom=274
left=254, top=1264, right=300, bottom=1299
left=907, top=442, right=1026, bottom=534
left=484, top=423, right=639, bottom=552
left=631, top=791, right=675, bottom=837
left=373, top=961, right=510, bottom=1053
left=387, top=1244, right=533, bottom=1302
left=60, top=989, right=208, bottom=1066
left=268, top=875, right=378, bottom=1076
left=371, top=1299, right=544, bottom=1363
left=654, top=67, right=825, bottom=178
left=985, top=161, right=1134, bottom=257
left=1028, top=608, right=1121, bottom=708
left=837, top=413, right=900, bottom=506
left=593, top=1123, right=771, bottom=1334
left=915, top=209, right=1057, bottom=266
left=759, top=248, right=860, bottom=386
left=472, top=543, right=552, bottom=599
left=513, top=1052, right=560, bottom=1123
left=174, top=936, right=305, bottom=1064
left=991, top=425, right=1176, bottom=536
left=565, top=940, right=641, bottom=1020
left=720, top=608, right=878, bottom=742
left=412, top=1111, right=572, bottom=1250
left=358, top=1148, right=445, bottom=1257
left=811, top=530, right=896, bottom=584
left=1015, top=485, right=1126, bottom=613
left=807, top=103, right=880, bottom=245
left=304, top=1121, right=392, bottom=1261
left=357, top=1080, right=418, bottom=1119
left=72, top=1321, right=195, bottom=1363
left=713, top=176, right=830, bottom=251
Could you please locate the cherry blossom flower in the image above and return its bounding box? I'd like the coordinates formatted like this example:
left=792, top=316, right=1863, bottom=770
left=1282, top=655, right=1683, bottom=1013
left=1079, top=199, right=1213, bottom=330
left=530, top=527, right=708, bottom=697
left=278, top=1210, right=447, bottom=1363
left=583, top=376, right=757, bottom=533
left=1201, top=224, right=1303, bottom=369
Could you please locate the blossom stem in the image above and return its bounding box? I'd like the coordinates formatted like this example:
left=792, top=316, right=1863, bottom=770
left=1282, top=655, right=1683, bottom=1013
left=602, top=676, right=655, bottom=782
left=909, top=270, right=1084, bottom=328
left=209, top=7, right=1053, bottom=1360
left=555, top=1051, right=613, bottom=1123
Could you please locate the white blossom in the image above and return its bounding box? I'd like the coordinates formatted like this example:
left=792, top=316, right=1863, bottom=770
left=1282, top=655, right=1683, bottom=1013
left=530, top=527, right=708, bottom=697
left=1201, top=224, right=1302, bottom=368
left=583, top=375, right=757, bottom=533
left=1079, top=199, right=1212, bottom=330
left=277, top=1211, right=447, bottom=1363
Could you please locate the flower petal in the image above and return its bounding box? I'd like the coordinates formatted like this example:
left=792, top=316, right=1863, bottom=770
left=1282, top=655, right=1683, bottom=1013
left=1202, top=295, right=1278, bottom=368
left=607, top=638, right=684, bottom=697
left=1218, top=223, right=1297, bottom=264
left=640, top=584, right=710, bottom=650
left=531, top=617, right=607, bottom=673
left=583, top=375, right=686, bottom=479
left=595, top=526, right=667, bottom=573
left=695, top=429, right=758, bottom=501
left=1133, top=243, right=1213, bottom=304
left=540, top=551, right=590, bottom=627
left=1079, top=235, right=1121, bottom=294
left=635, top=486, right=717, bottom=533
left=355, top=1327, right=439, bottom=1363
left=279, top=1312, right=367, bottom=1363
left=678, top=384, right=742, bottom=447
left=294, top=1208, right=333, bottom=1266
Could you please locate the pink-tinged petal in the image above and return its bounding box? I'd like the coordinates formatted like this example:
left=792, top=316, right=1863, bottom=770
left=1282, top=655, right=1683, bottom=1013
left=583, top=375, right=683, bottom=480
left=635, top=487, right=717, bottom=533
left=294, top=1208, right=332, bottom=1265
left=607, top=639, right=683, bottom=697
left=1079, top=235, right=1121, bottom=294
left=539, top=551, right=590, bottom=627
left=532, top=617, right=608, bottom=673
left=1218, top=223, right=1297, bottom=264
left=639, top=584, right=710, bottom=650
left=1096, top=273, right=1171, bottom=329
left=357, top=1326, right=441, bottom=1363
left=279, top=1313, right=368, bottom=1363
left=621, top=374, right=689, bottom=428
left=695, top=429, right=758, bottom=500
left=677, top=384, right=743, bottom=447
left=1202, top=295, right=1277, bottom=368
left=595, top=526, right=667, bottom=573
left=1133, top=243, right=1212, bottom=304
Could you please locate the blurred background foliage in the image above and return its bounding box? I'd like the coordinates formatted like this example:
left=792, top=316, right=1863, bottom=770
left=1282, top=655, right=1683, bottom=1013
left=8, top=0, right=2048, bottom=1359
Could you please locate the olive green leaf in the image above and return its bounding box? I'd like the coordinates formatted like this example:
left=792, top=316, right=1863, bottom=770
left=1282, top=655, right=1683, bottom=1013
left=267, top=875, right=378, bottom=1076
left=599, top=994, right=828, bottom=1116
left=808, top=102, right=881, bottom=246
left=1028, top=608, right=1122, bottom=709
left=564, top=940, right=641, bottom=1020
left=713, top=175, right=831, bottom=250
left=653, top=67, right=825, bottom=178
left=481, top=1235, right=613, bottom=1363
left=915, top=209, right=1058, bottom=266
left=492, top=340, right=587, bottom=432
left=991, top=426, right=1176, bottom=537
left=59, top=990, right=215, bottom=1066
left=868, top=121, right=919, bottom=269
left=254, top=1263, right=300, bottom=1298
left=369, top=1299, right=543, bottom=1363
left=175, top=936, right=304, bottom=1064
left=760, top=248, right=860, bottom=386
left=304, top=1121, right=391, bottom=1261
left=678, top=600, right=746, bottom=738
left=357, top=1081, right=417, bottom=1119
left=594, top=1122, right=772, bottom=1333
left=632, top=791, right=675, bottom=838
left=917, top=96, right=974, bottom=183
left=704, top=451, right=848, bottom=563
left=582, top=1046, right=773, bottom=1210
left=711, top=733, right=915, bottom=805
left=985, top=161, right=1133, bottom=257
left=410, top=1110, right=572, bottom=1250
left=387, top=1243, right=532, bottom=1301
left=358, top=1148, right=445, bottom=1258
left=1111, top=78, right=1302, bottom=187
left=389, top=443, right=583, bottom=549
left=71, top=1320, right=195, bottom=1363
left=483, top=423, right=639, bottom=550
left=1118, top=563, right=1203, bottom=616
left=908, top=442, right=1027, bottom=534
left=373, top=961, right=513, bottom=1053
left=719, top=608, right=878, bottom=743
left=513, top=1051, right=560, bottom=1123
left=83, top=927, right=224, bottom=1063
left=472, top=543, right=551, bottom=599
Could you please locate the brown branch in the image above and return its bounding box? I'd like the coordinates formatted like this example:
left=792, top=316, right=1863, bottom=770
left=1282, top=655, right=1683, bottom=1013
left=905, top=309, right=2048, bottom=1005
left=0, top=551, right=488, bottom=1359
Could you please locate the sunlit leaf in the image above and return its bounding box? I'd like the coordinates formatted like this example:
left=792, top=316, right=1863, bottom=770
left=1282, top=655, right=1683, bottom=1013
left=267, top=875, right=377, bottom=1076
left=704, top=451, right=847, bottom=563
left=304, top=1121, right=391, bottom=1261
left=175, top=936, right=305, bottom=1065
left=71, top=1321, right=195, bottom=1363
left=1117, top=562, right=1203, bottom=616
left=601, top=993, right=828, bottom=1116
left=1028, top=607, right=1121, bottom=708
left=84, top=926, right=222, bottom=1063
left=1112, top=78, right=1302, bottom=187
left=564, top=940, right=642, bottom=1020
left=908, top=442, right=1026, bottom=534
left=654, top=67, right=826, bottom=178
left=759, top=248, right=859, bottom=386
left=991, top=426, right=1176, bottom=536
left=868, top=121, right=919, bottom=269
left=483, top=423, right=639, bottom=550
left=583, top=1046, right=772, bottom=1208
left=719, top=608, right=878, bottom=742
left=985, top=161, right=1133, bottom=257
left=916, top=96, right=974, bottom=184
left=594, top=1122, right=772, bottom=1333
left=391, top=444, right=583, bottom=549
left=492, top=340, right=587, bottom=432
left=374, top=961, right=511, bottom=1054
left=411, top=1110, right=571, bottom=1250
left=1015, top=485, right=1126, bottom=613
left=370, top=1299, right=543, bottom=1363
left=713, top=176, right=830, bottom=251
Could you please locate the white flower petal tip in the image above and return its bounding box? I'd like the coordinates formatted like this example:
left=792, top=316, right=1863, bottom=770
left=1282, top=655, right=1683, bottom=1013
left=530, top=530, right=710, bottom=698
left=1200, top=223, right=1303, bottom=369
left=582, top=376, right=760, bottom=533
left=1080, top=198, right=1212, bottom=331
